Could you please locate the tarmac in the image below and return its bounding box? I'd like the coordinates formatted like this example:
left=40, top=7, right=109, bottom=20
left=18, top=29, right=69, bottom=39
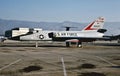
left=0, top=40, right=120, bottom=76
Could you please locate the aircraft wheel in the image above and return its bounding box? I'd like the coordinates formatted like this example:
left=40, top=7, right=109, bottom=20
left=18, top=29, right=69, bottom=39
left=77, top=42, right=82, bottom=48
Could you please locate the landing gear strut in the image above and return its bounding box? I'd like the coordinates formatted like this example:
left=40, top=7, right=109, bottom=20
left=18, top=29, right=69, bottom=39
left=118, top=39, right=120, bottom=43
left=66, top=41, right=82, bottom=48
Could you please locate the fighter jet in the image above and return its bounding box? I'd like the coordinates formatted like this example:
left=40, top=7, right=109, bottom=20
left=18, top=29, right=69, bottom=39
left=5, top=17, right=107, bottom=47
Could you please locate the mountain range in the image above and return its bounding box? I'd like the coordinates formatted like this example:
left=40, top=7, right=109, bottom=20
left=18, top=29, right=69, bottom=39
left=0, top=19, right=120, bottom=36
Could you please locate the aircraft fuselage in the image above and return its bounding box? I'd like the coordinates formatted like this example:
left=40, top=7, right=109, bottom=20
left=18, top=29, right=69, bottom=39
left=19, top=31, right=104, bottom=42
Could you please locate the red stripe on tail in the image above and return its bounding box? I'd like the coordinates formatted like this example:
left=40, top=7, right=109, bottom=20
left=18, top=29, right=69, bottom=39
left=84, top=22, right=96, bottom=30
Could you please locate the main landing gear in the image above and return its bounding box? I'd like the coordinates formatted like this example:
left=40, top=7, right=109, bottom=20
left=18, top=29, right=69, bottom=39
left=66, top=40, right=82, bottom=48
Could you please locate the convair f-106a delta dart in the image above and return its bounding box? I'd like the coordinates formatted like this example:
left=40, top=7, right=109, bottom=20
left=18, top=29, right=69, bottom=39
left=5, top=17, right=107, bottom=47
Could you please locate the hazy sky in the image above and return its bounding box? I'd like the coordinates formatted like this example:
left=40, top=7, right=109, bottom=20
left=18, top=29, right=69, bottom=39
left=0, top=0, right=120, bottom=22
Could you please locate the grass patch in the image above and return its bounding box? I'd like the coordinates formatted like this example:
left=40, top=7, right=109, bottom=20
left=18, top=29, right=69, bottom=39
left=0, top=50, right=11, bottom=53
left=77, top=63, right=96, bottom=69
left=110, top=66, right=120, bottom=68
left=78, top=72, right=106, bottom=76
left=66, top=63, right=96, bottom=70
left=16, top=49, right=26, bottom=51
left=20, top=65, right=43, bottom=73
left=0, top=70, right=22, bottom=76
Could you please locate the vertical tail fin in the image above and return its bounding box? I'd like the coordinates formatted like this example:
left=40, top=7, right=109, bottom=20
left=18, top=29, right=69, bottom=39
left=82, top=17, right=105, bottom=31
